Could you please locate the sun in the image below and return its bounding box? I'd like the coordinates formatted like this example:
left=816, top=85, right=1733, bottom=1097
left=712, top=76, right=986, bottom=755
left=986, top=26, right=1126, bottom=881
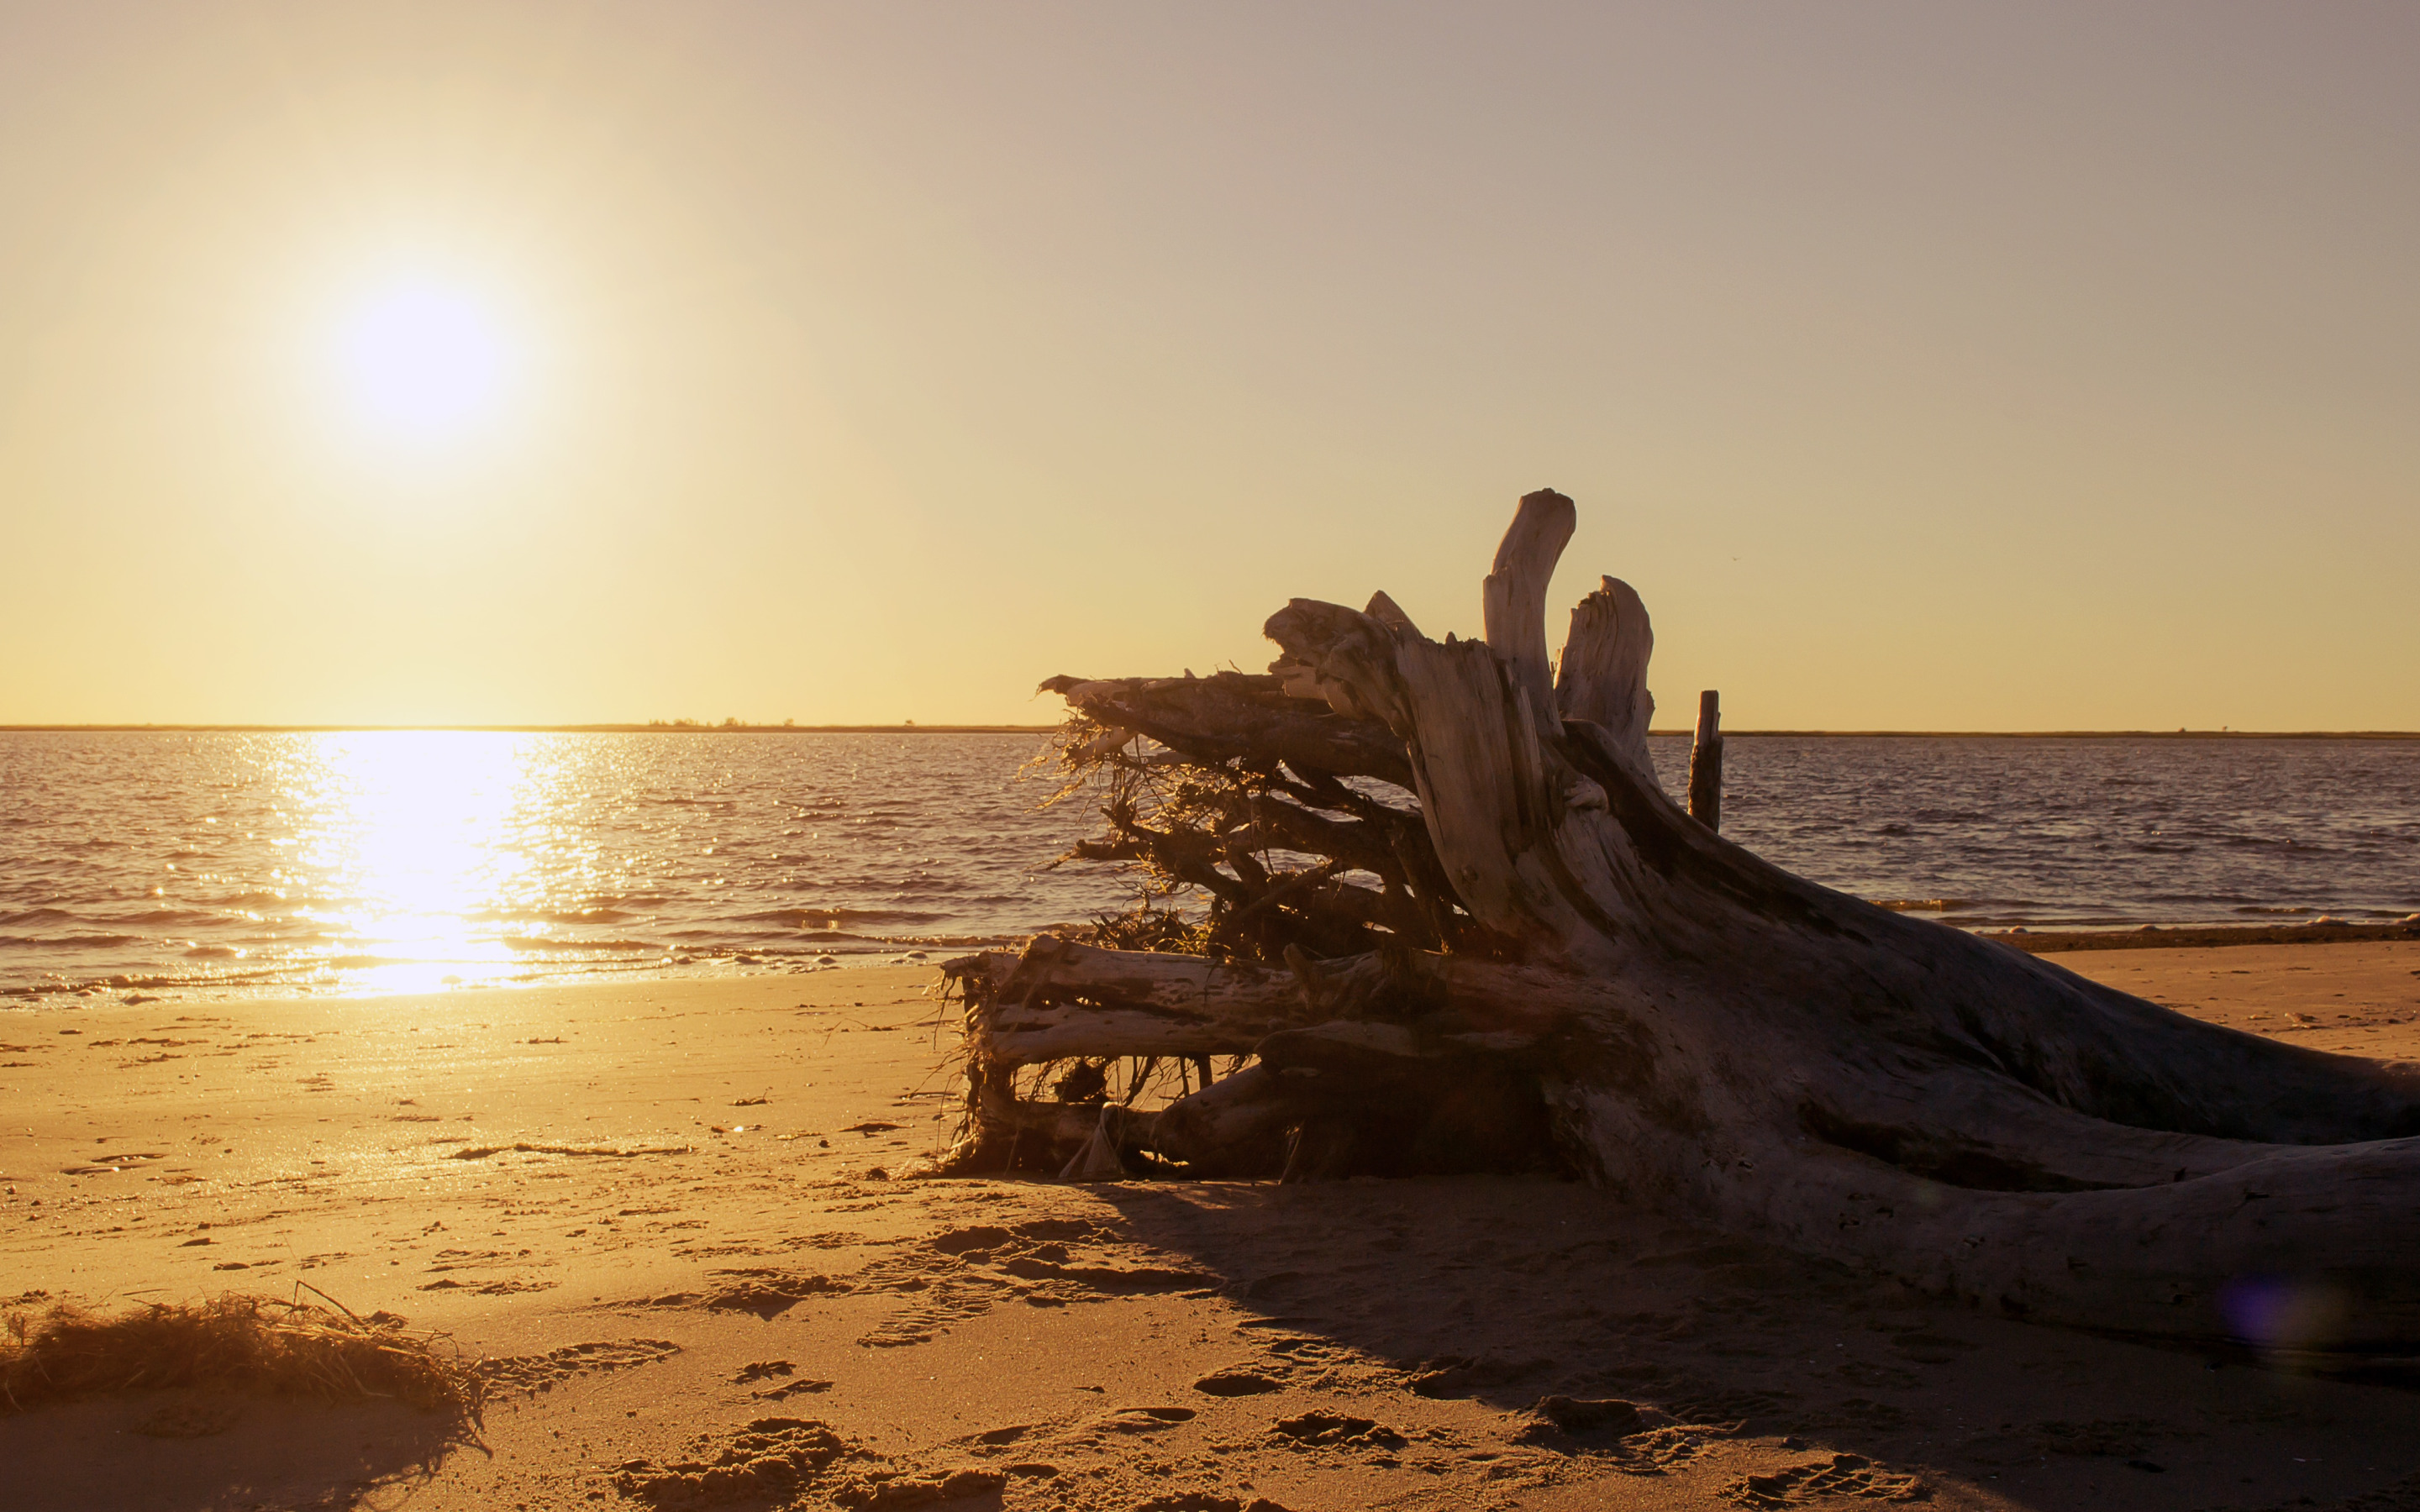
left=332, top=281, right=516, bottom=446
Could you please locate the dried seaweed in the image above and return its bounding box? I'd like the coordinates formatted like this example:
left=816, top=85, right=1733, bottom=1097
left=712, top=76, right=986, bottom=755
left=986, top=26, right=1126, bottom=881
left=0, top=1291, right=483, bottom=1425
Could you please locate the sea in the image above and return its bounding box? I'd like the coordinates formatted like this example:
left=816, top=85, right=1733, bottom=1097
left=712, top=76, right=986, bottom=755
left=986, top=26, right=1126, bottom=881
left=2, top=730, right=2414, bottom=1003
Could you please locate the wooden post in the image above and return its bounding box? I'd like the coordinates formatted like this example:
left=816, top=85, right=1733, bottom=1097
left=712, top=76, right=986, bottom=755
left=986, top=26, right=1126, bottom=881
left=1687, top=690, right=1723, bottom=832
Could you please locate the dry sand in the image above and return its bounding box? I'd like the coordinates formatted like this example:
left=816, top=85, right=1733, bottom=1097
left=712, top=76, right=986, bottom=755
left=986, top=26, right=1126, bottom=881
left=5, top=941, right=2419, bottom=1512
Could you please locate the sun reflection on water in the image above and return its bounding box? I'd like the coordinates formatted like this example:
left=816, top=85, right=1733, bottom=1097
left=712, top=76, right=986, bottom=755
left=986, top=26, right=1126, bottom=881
left=3, top=727, right=1113, bottom=1003
left=268, top=732, right=622, bottom=995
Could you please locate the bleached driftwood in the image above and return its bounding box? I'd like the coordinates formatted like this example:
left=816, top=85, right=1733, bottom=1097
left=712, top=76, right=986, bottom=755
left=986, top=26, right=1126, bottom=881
left=940, top=490, right=2420, bottom=1360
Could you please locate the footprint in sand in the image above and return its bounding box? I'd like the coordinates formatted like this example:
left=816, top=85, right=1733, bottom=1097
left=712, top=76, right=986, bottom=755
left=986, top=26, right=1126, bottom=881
left=477, top=1338, right=680, bottom=1396
left=1803, top=1397, right=1908, bottom=1434
left=1404, top=1354, right=1553, bottom=1399
left=1098, top=1406, right=1198, bottom=1434
left=1192, top=1371, right=1282, bottom=1397
left=1271, top=1411, right=1404, bottom=1449
left=460, top=1278, right=556, bottom=1296
left=928, top=1225, right=1016, bottom=1256
left=613, top=1418, right=854, bottom=1506
left=1957, top=1415, right=2189, bottom=1465
left=1886, top=1331, right=1979, bottom=1365
left=1511, top=1398, right=1722, bottom=1472
left=1523, top=1395, right=1645, bottom=1436
left=826, top=1467, right=1006, bottom=1508
left=703, top=1271, right=849, bottom=1320
left=1670, top=1388, right=1800, bottom=1436
left=1722, top=1453, right=1928, bottom=1507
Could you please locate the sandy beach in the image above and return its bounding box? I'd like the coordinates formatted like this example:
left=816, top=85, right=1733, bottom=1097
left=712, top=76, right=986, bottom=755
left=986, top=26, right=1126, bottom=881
left=7, top=3, right=2416, bottom=1506
left=6, top=940, right=2419, bottom=1512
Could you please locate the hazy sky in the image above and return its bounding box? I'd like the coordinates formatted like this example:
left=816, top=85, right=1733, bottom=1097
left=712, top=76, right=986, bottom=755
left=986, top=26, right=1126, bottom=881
left=2, top=3, right=2413, bottom=729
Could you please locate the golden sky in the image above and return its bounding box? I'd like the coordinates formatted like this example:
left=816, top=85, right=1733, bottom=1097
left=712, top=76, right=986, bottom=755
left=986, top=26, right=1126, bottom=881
left=2, top=3, right=2414, bottom=729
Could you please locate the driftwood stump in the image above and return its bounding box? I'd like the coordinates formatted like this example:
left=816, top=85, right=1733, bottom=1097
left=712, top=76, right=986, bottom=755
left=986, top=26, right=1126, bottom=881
left=939, top=490, right=2420, bottom=1363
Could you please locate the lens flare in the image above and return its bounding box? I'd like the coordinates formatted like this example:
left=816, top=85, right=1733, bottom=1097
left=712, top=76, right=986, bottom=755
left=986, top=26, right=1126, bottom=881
left=2219, top=1273, right=2350, bottom=1358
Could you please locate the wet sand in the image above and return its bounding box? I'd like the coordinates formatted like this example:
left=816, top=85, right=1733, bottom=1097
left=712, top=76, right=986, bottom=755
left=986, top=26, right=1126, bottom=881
left=6, top=942, right=2420, bottom=1511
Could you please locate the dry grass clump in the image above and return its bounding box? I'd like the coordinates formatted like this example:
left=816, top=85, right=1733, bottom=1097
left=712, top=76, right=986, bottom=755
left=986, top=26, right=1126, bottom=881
left=1, top=1292, right=483, bottom=1421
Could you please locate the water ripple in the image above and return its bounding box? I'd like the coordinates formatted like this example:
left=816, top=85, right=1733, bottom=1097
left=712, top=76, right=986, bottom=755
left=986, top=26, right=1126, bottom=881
left=1, top=729, right=2413, bottom=1002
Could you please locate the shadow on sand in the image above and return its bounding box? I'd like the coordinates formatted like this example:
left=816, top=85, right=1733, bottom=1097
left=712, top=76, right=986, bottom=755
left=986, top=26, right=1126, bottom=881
left=0, top=1388, right=478, bottom=1512
left=1069, top=1174, right=2420, bottom=1512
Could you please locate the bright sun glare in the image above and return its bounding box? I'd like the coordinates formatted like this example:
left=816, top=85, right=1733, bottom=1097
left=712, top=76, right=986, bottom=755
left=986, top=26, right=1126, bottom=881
left=333, top=282, right=515, bottom=445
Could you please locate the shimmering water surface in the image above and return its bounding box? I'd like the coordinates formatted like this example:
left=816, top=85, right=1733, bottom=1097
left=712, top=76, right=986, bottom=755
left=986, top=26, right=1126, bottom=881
left=1646, top=735, right=2420, bottom=935
left=2, top=731, right=2414, bottom=1002
left=1, top=732, right=1093, bottom=1001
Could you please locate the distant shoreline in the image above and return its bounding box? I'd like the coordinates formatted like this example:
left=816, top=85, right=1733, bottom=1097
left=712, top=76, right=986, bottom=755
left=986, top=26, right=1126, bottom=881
left=1666, top=729, right=2420, bottom=740
left=0, top=723, right=1060, bottom=734
left=1999, top=919, right=2420, bottom=953
left=3, top=724, right=2414, bottom=738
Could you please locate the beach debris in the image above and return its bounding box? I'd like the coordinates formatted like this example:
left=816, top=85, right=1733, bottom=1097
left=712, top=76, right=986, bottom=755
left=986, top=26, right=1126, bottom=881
left=0, top=1293, right=482, bottom=1425
left=926, top=486, right=2420, bottom=1363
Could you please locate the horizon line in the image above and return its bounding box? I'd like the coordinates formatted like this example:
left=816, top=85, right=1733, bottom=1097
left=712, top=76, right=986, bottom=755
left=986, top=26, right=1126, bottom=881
left=3, top=723, right=2417, bottom=740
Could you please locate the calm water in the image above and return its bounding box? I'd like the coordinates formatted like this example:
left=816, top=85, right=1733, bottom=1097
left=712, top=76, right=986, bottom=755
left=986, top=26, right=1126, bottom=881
left=1649, top=735, right=2420, bottom=935
left=2, top=731, right=2414, bottom=1002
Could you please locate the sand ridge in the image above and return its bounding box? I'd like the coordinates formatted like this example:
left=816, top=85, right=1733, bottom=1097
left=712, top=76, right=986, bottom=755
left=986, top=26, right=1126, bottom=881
left=5, top=946, right=2420, bottom=1510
